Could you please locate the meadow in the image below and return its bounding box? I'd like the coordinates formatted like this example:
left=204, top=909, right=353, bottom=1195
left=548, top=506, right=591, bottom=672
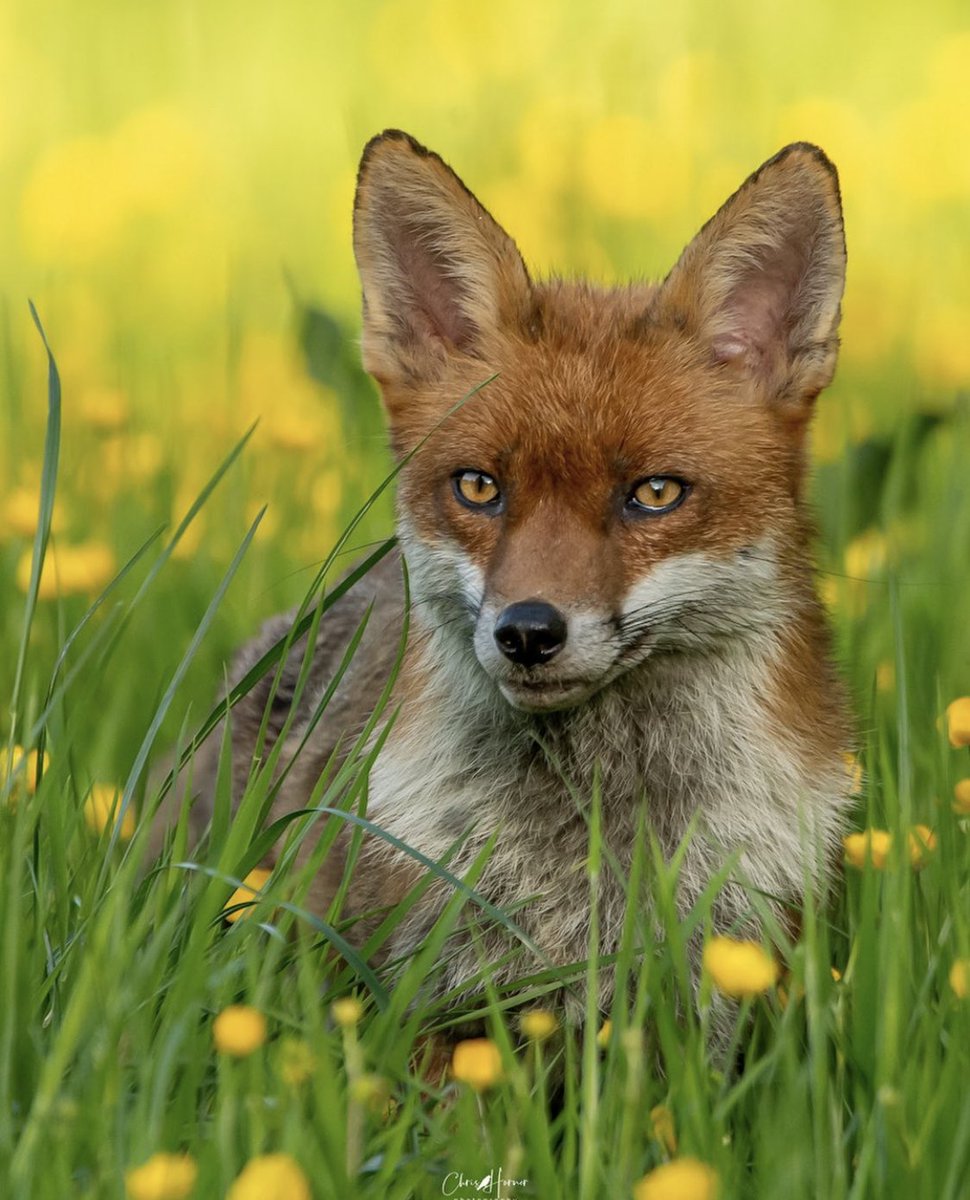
left=2, top=2, right=970, bottom=1197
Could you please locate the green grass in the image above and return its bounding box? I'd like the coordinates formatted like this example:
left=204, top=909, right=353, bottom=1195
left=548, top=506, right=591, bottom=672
left=2, top=317, right=970, bottom=1200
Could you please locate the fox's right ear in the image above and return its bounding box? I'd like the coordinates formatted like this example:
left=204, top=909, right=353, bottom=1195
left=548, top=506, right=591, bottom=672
left=353, top=131, right=532, bottom=387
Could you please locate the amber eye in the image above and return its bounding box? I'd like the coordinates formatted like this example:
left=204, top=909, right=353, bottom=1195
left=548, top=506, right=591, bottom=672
left=453, top=469, right=502, bottom=510
left=627, top=476, right=688, bottom=514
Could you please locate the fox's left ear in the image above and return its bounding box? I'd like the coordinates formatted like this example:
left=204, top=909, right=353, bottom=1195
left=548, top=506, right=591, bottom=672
left=654, top=143, right=846, bottom=412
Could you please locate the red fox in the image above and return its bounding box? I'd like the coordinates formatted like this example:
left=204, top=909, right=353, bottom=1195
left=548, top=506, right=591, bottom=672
left=170, top=130, right=853, bottom=1024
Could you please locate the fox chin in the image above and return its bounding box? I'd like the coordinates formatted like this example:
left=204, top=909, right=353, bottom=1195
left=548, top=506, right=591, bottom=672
left=159, top=130, right=855, bottom=1034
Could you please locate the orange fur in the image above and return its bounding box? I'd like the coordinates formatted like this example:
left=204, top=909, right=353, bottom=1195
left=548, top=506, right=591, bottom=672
left=175, top=132, right=854, bottom=1041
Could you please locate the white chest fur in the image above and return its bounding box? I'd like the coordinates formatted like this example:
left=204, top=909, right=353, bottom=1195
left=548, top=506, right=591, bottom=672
left=360, top=632, right=849, bottom=1006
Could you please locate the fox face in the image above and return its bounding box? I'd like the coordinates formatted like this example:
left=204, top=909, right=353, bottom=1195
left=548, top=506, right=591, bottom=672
left=353, top=132, right=845, bottom=712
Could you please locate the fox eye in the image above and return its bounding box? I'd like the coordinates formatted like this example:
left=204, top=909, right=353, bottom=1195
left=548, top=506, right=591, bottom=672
left=453, top=469, right=502, bottom=511
left=627, top=476, right=688, bottom=515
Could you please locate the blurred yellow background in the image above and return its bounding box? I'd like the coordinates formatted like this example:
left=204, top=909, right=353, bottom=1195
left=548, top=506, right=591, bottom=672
left=1, top=0, right=968, bottom=598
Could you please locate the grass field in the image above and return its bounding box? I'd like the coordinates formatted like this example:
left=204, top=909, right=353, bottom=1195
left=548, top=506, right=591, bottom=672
left=3, top=3, right=970, bottom=1198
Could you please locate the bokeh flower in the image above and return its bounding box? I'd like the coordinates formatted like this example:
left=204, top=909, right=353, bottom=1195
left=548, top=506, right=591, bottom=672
left=21, top=105, right=206, bottom=267
left=907, top=825, right=937, bottom=868
left=875, top=661, right=895, bottom=694
left=581, top=113, right=691, bottom=222
left=331, top=996, right=363, bottom=1028
left=264, top=410, right=321, bottom=453
left=842, top=752, right=864, bottom=797
left=1, top=745, right=50, bottom=806
left=78, top=386, right=129, bottom=433
left=125, top=1152, right=197, bottom=1200
left=227, top=1153, right=311, bottom=1200
left=953, top=779, right=970, bottom=815
left=277, top=1037, right=317, bottom=1087
left=946, top=698, right=970, bottom=748
left=633, top=1157, right=719, bottom=1200
left=702, top=936, right=779, bottom=999
left=843, top=529, right=888, bottom=579
left=16, top=541, right=116, bottom=600
left=84, top=784, right=135, bottom=840
left=596, top=1019, right=613, bottom=1049
left=213, top=1005, right=267, bottom=1057
left=844, top=827, right=936, bottom=870
left=843, top=829, right=893, bottom=870
left=349, top=1072, right=391, bottom=1111
left=520, top=1009, right=559, bottom=1042
left=949, top=959, right=969, bottom=1000
left=451, top=1037, right=503, bottom=1091
left=311, top=469, right=343, bottom=522
left=223, top=867, right=273, bottom=923
left=3, top=487, right=65, bottom=539
left=650, top=1103, right=678, bottom=1155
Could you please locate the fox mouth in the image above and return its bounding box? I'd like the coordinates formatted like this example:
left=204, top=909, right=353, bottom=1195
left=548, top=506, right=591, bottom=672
left=496, top=675, right=601, bottom=712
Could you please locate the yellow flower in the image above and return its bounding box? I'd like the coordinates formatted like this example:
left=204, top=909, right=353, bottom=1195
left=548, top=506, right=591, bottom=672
left=349, top=1072, right=390, bottom=1111
left=311, top=469, right=343, bottom=521
left=264, top=410, right=320, bottom=453
left=124, top=433, right=164, bottom=482
left=953, top=779, right=970, bottom=815
left=843, top=529, right=887, bottom=579
left=223, top=867, right=273, bottom=923
left=227, top=1153, right=311, bottom=1200
left=21, top=135, right=127, bottom=264
left=3, top=487, right=65, bottom=539
left=702, top=936, right=779, bottom=999
left=875, top=661, right=895, bottom=694
left=78, top=386, right=129, bottom=432
left=21, top=106, right=205, bottom=267
left=1, top=745, right=50, bottom=805
left=907, top=825, right=937, bottom=868
left=596, top=1019, right=613, bottom=1049
left=950, top=959, right=969, bottom=1000
left=451, top=1038, right=504, bottom=1091
left=84, top=784, right=136, bottom=840
left=819, top=577, right=841, bottom=613
left=213, top=1006, right=267, bottom=1057
left=331, top=996, right=363, bottom=1028
left=843, top=829, right=893, bottom=870
left=633, top=1157, right=719, bottom=1200
left=842, top=752, right=863, bottom=797
left=581, top=114, right=691, bottom=222
left=650, top=1103, right=678, bottom=1155
left=125, top=1152, right=197, bottom=1200
left=277, top=1037, right=317, bottom=1087
left=520, top=1009, right=559, bottom=1041
left=946, top=698, right=970, bottom=748
left=16, top=542, right=116, bottom=600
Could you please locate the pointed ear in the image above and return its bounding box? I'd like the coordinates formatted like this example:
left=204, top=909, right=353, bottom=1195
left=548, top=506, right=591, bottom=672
left=653, top=143, right=846, bottom=411
left=353, top=130, right=532, bottom=385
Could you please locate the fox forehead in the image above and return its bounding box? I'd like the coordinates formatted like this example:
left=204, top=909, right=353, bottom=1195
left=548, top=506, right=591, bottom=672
left=398, top=280, right=795, bottom=494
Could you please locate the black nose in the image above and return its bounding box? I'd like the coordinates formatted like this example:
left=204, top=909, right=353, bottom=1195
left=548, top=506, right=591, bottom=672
left=493, top=600, right=568, bottom=667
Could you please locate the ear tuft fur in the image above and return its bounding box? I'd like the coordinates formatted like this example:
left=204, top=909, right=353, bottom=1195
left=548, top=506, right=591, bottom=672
left=353, top=131, right=532, bottom=386
left=654, top=143, right=846, bottom=410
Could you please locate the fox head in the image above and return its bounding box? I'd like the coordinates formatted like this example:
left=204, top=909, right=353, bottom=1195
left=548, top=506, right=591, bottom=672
left=352, top=130, right=846, bottom=712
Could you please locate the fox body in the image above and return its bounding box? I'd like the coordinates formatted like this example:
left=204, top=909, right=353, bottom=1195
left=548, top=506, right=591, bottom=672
left=176, top=131, right=853, bottom=1018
